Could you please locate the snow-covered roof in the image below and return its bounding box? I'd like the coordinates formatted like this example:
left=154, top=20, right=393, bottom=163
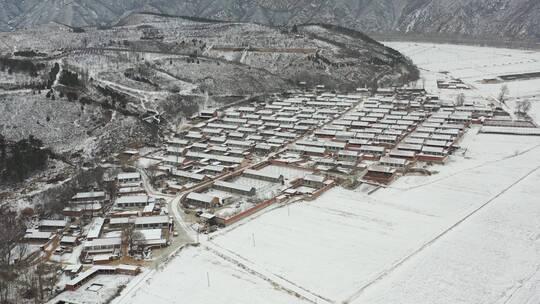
left=72, top=191, right=105, bottom=200
left=87, top=217, right=104, bottom=239
left=186, top=192, right=218, bottom=204
left=118, top=172, right=141, bottom=180
left=304, top=174, right=325, bottom=183
left=84, top=237, right=122, bottom=248
left=214, top=180, right=255, bottom=193
left=39, top=219, right=67, bottom=227
left=134, top=215, right=169, bottom=226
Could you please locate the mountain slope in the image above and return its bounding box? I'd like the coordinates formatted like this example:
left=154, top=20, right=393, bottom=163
left=397, top=0, right=540, bottom=41
left=0, top=13, right=417, bottom=149
left=1, top=0, right=539, bottom=41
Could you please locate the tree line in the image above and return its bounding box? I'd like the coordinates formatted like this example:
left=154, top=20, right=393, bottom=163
left=0, top=135, right=50, bottom=184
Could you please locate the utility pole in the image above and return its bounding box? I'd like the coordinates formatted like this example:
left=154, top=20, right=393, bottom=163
left=207, top=272, right=211, bottom=287
left=252, top=233, right=256, bottom=247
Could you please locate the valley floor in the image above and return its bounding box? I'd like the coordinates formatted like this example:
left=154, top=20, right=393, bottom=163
left=385, top=42, right=540, bottom=123
left=112, top=42, right=540, bottom=304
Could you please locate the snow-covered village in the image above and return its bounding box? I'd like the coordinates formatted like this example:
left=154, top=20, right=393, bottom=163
left=1, top=6, right=540, bottom=304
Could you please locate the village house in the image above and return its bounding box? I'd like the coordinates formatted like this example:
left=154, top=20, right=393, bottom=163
left=213, top=180, right=256, bottom=196
left=347, top=139, right=370, bottom=149
left=201, top=165, right=227, bottom=176
left=184, top=192, right=221, bottom=208
left=242, top=169, right=284, bottom=183
left=358, top=145, right=386, bottom=159
left=397, top=143, right=423, bottom=154
left=185, top=151, right=244, bottom=167
left=379, top=156, right=411, bottom=171
left=86, top=217, right=105, bottom=240
left=132, top=229, right=167, bottom=249
left=199, top=110, right=218, bottom=119
left=418, top=146, right=448, bottom=163
left=108, top=217, right=131, bottom=230
left=337, top=150, right=361, bottom=162
left=63, top=203, right=103, bottom=217
left=60, top=236, right=79, bottom=247
left=254, top=143, right=279, bottom=154
left=23, top=230, right=53, bottom=243
left=117, top=172, right=141, bottom=184
left=389, top=149, right=417, bottom=161
left=288, top=144, right=326, bottom=157
left=190, top=142, right=209, bottom=152
left=162, top=155, right=193, bottom=169
left=82, top=237, right=122, bottom=255
left=38, top=219, right=68, bottom=232
left=166, top=146, right=186, bottom=156
left=64, top=265, right=140, bottom=291
left=71, top=191, right=107, bottom=204
left=167, top=138, right=190, bottom=147
left=184, top=131, right=205, bottom=141
left=134, top=215, right=171, bottom=230
left=115, top=195, right=155, bottom=208
left=363, top=165, right=397, bottom=185
left=117, top=186, right=146, bottom=196
left=301, top=174, right=326, bottom=189
left=172, top=170, right=209, bottom=184
left=226, top=139, right=255, bottom=150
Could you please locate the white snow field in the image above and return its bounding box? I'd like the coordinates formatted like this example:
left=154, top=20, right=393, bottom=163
left=385, top=42, right=540, bottom=123
left=114, top=246, right=307, bottom=304
left=355, top=165, right=540, bottom=304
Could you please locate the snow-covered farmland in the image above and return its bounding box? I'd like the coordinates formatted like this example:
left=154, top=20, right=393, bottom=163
left=114, top=247, right=307, bottom=304
left=386, top=42, right=540, bottom=123
left=355, top=166, right=540, bottom=304
left=212, top=186, right=444, bottom=301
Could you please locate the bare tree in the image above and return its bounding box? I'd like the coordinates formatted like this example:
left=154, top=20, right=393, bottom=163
left=123, top=225, right=144, bottom=255
left=455, top=93, right=466, bottom=106
left=516, top=99, right=532, bottom=115
left=0, top=207, right=25, bottom=266
left=498, top=84, right=509, bottom=105
left=14, top=242, right=28, bottom=263
left=146, top=164, right=161, bottom=187
left=0, top=209, right=23, bottom=303
left=34, top=262, right=62, bottom=302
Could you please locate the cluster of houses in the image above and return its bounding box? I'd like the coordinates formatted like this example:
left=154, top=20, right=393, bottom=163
left=131, top=92, right=367, bottom=227
left=25, top=88, right=485, bottom=267
left=271, top=89, right=474, bottom=185
left=136, top=88, right=482, bottom=228
left=157, top=92, right=365, bottom=187
left=147, top=92, right=363, bottom=202
left=24, top=171, right=173, bottom=270
left=79, top=172, right=173, bottom=264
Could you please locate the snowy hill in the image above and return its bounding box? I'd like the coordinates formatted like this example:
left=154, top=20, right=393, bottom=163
left=0, top=13, right=416, bottom=193
left=1, top=0, right=539, bottom=41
